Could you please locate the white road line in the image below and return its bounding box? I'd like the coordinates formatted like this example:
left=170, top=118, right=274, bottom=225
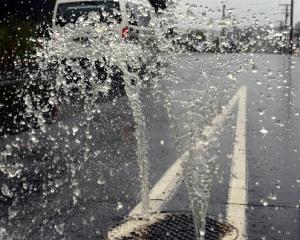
left=106, top=214, right=166, bottom=240
left=224, top=86, right=247, bottom=240
left=130, top=86, right=246, bottom=216
left=107, top=86, right=247, bottom=239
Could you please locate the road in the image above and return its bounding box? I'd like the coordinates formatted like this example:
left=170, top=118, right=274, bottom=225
left=0, top=53, right=299, bottom=239
left=165, top=54, right=300, bottom=240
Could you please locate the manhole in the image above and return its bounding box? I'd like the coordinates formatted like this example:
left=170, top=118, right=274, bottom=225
left=107, top=212, right=238, bottom=240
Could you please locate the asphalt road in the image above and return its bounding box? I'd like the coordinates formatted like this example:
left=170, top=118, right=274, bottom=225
left=0, top=53, right=299, bottom=239
left=166, top=54, right=300, bottom=240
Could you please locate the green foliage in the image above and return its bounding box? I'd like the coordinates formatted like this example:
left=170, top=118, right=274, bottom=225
left=0, top=18, right=38, bottom=71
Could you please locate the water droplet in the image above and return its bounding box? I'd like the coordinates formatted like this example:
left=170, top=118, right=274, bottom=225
left=257, top=108, right=265, bottom=116
left=117, top=202, right=123, bottom=210
left=55, top=179, right=63, bottom=188
left=72, top=126, right=79, bottom=135
left=54, top=223, right=65, bottom=235
left=8, top=208, right=18, bottom=219
left=74, top=188, right=80, bottom=197
left=260, top=127, right=269, bottom=135
left=7, top=166, right=22, bottom=178
left=275, top=120, right=284, bottom=127
left=31, top=136, right=39, bottom=143
left=0, top=227, right=7, bottom=238
left=267, top=193, right=277, bottom=201
left=256, top=79, right=262, bottom=85
left=23, top=183, right=28, bottom=190
left=261, top=199, right=268, bottom=206
left=1, top=184, right=12, bottom=197
left=227, top=73, right=236, bottom=80
left=97, top=176, right=106, bottom=185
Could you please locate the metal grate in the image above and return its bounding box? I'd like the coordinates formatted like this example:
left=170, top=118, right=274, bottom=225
left=108, top=212, right=237, bottom=240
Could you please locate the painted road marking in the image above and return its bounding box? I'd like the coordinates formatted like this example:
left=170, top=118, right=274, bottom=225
left=106, top=214, right=166, bottom=240
left=130, top=86, right=246, bottom=216
left=107, top=86, right=247, bottom=239
left=224, top=86, right=247, bottom=240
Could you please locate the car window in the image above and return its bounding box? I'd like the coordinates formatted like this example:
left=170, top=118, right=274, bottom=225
left=56, top=1, right=122, bottom=27
left=126, top=3, right=151, bottom=27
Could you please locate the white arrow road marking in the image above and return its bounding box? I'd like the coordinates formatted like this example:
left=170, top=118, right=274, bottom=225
left=107, top=86, right=247, bottom=239
left=224, top=86, right=247, bottom=240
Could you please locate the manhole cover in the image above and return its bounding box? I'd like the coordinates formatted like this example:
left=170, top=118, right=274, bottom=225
left=107, top=212, right=237, bottom=240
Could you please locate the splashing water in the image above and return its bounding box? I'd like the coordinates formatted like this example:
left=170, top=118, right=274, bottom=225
left=1, top=1, right=292, bottom=239
left=35, top=14, right=155, bottom=217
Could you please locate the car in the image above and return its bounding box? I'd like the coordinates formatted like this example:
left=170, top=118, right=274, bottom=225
left=52, top=0, right=154, bottom=40
left=50, top=0, right=157, bottom=97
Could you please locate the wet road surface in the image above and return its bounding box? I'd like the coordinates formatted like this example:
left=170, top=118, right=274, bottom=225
left=166, top=54, right=300, bottom=240
left=0, top=54, right=299, bottom=239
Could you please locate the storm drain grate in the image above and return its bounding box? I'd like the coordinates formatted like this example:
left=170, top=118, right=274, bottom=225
left=107, top=212, right=237, bottom=240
